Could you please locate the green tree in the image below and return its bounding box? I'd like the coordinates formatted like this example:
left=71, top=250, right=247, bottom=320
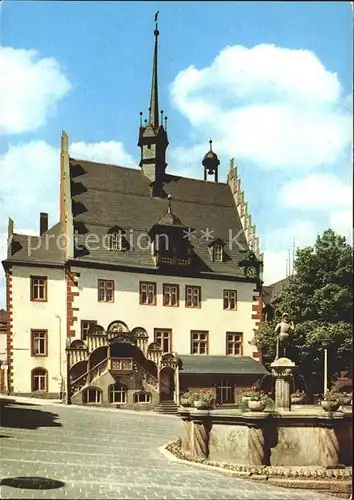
left=254, top=229, right=353, bottom=393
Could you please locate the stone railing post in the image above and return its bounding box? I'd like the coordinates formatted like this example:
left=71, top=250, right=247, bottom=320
left=191, top=412, right=210, bottom=459
left=248, top=424, right=266, bottom=465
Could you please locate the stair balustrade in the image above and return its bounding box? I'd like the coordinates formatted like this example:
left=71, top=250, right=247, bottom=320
left=71, top=370, right=89, bottom=395
left=71, top=358, right=108, bottom=395
left=109, top=357, right=134, bottom=371
left=89, top=358, right=108, bottom=382
left=133, top=360, right=159, bottom=390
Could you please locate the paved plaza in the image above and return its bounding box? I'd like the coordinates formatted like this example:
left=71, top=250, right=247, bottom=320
left=0, top=397, right=338, bottom=499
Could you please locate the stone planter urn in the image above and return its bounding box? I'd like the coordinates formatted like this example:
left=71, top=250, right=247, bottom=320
left=180, top=397, right=192, bottom=408
left=194, top=400, right=212, bottom=410
left=321, top=400, right=340, bottom=412
left=248, top=400, right=266, bottom=412
left=340, top=397, right=352, bottom=406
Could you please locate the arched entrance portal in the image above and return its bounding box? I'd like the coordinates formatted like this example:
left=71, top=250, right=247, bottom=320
left=160, top=366, right=175, bottom=401
left=110, top=341, right=145, bottom=366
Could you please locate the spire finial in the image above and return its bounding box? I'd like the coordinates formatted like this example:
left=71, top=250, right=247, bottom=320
left=149, top=12, right=160, bottom=127
left=154, top=11, right=159, bottom=32
left=167, top=194, right=172, bottom=214
left=209, top=139, right=213, bottom=151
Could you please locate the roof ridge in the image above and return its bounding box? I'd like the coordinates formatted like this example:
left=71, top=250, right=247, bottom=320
left=70, top=157, right=140, bottom=172
left=165, top=173, right=227, bottom=186
left=70, top=157, right=230, bottom=186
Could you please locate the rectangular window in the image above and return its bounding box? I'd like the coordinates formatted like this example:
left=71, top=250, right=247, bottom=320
left=30, top=276, right=47, bottom=302
left=81, top=320, right=97, bottom=340
left=191, top=331, right=208, bottom=355
left=139, top=282, right=156, bottom=305
left=97, top=279, right=114, bottom=302
left=31, top=330, right=48, bottom=357
left=109, top=384, right=127, bottom=404
left=163, top=284, right=179, bottom=307
left=216, top=379, right=234, bottom=404
left=32, top=369, right=47, bottom=391
left=223, top=289, right=237, bottom=310
left=154, top=329, right=172, bottom=353
left=226, top=332, right=243, bottom=355
left=185, top=286, right=201, bottom=308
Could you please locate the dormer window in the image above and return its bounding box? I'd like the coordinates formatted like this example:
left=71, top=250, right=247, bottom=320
left=106, top=227, right=130, bottom=252
left=109, top=232, right=123, bottom=251
left=213, top=244, right=223, bottom=262
left=209, top=239, right=225, bottom=262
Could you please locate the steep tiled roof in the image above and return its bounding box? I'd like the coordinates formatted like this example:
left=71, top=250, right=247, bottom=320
left=178, top=355, right=269, bottom=375
left=70, top=158, right=250, bottom=278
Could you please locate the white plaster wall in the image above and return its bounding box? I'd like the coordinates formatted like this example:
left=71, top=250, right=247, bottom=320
left=11, top=266, right=66, bottom=393
left=0, top=333, right=6, bottom=361
left=73, top=268, right=257, bottom=356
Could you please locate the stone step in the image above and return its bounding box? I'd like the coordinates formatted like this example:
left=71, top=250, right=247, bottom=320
left=155, top=400, right=178, bottom=415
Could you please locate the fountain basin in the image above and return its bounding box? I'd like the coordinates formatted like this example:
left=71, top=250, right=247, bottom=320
left=177, top=407, right=352, bottom=467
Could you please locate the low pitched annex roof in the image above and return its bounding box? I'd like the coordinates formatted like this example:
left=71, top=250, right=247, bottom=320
left=262, top=276, right=291, bottom=306
left=5, top=222, right=65, bottom=267
left=178, top=355, right=269, bottom=375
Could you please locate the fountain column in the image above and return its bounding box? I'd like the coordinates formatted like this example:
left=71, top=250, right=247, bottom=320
left=271, top=357, right=296, bottom=411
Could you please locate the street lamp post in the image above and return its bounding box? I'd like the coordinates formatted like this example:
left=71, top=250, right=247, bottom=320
left=65, top=338, right=72, bottom=405
left=55, top=315, right=64, bottom=401
left=321, top=339, right=329, bottom=395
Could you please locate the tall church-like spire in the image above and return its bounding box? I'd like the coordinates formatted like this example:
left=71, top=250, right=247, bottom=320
left=149, top=12, right=159, bottom=128
left=138, top=11, right=169, bottom=196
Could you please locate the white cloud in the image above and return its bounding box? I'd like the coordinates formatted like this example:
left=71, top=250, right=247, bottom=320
left=261, top=221, right=316, bottom=254
left=0, top=47, right=71, bottom=134
left=0, top=139, right=136, bottom=235
left=0, top=141, right=60, bottom=226
left=70, top=141, right=136, bottom=167
left=281, top=174, right=352, bottom=210
left=262, top=250, right=290, bottom=285
left=170, top=44, right=351, bottom=170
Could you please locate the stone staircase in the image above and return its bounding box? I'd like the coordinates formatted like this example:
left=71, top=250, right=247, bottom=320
left=155, top=399, right=178, bottom=415
left=70, top=357, right=160, bottom=403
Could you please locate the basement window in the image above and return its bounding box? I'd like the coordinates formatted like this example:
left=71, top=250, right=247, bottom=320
left=83, top=388, right=102, bottom=404
left=134, top=391, right=152, bottom=403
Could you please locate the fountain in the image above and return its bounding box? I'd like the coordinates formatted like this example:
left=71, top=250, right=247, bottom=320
left=174, top=312, right=352, bottom=476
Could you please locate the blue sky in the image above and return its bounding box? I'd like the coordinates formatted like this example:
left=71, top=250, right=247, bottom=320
left=0, top=1, right=352, bottom=305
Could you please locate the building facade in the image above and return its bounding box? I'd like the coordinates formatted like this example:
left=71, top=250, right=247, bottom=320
left=2, top=18, right=267, bottom=410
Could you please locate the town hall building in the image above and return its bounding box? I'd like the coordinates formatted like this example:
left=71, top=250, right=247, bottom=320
left=2, top=18, right=267, bottom=411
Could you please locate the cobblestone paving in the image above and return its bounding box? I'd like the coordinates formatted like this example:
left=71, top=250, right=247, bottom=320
left=0, top=398, right=337, bottom=499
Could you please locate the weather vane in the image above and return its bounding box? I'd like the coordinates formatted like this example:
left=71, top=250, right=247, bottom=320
left=155, top=11, right=159, bottom=23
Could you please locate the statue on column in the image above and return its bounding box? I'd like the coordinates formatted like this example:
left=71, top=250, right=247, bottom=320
left=274, top=313, right=294, bottom=359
